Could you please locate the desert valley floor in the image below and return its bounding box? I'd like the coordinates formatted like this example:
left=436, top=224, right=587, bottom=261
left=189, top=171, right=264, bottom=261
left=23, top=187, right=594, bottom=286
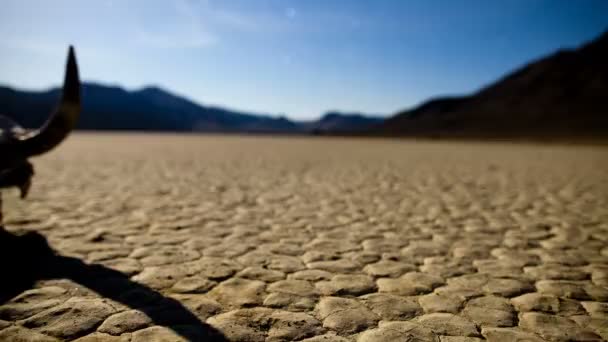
left=1, top=134, right=607, bottom=341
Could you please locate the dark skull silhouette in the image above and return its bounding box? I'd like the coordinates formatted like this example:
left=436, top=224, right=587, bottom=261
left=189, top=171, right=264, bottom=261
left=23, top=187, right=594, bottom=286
left=0, top=47, right=80, bottom=223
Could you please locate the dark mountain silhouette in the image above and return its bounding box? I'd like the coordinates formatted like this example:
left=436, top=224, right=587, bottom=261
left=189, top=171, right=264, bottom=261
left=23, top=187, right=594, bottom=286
left=304, top=111, right=383, bottom=135
left=0, top=83, right=302, bottom=133
left=374, top=30, right=608, bottom=139
left=0, top=83, right=382, bottom=133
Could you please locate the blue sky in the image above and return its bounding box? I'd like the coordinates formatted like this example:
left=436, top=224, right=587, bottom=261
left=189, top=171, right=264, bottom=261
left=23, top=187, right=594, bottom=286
left=1, top=0, right=607, bottom=119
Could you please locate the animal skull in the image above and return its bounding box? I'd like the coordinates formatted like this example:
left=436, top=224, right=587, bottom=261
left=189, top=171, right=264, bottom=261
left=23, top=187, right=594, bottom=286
left=0, top=46, right=80, bottom=224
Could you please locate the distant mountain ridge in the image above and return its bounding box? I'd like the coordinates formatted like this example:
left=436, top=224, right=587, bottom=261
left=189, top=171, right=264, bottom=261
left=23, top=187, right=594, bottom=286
left=374, top=30, right=608, bottom=138
left=303, top=112, right=384, bottom=134
left=0, top=83, right=305, bottom=133
left=0, top=83, right=382, bottom=134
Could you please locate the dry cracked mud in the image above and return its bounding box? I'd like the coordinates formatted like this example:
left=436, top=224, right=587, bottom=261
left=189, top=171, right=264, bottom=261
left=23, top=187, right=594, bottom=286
left=1, top=134, right=607, bottom=341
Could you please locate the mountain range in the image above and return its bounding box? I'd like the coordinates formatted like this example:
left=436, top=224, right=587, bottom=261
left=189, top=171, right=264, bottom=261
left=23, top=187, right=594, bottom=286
left=0, top=83, right=380, bottom=134
left=1, top=30, right=607, bottom=139
left=373, top=30, right=608, bottom=139
left=0, top=83, right=289, bottom=133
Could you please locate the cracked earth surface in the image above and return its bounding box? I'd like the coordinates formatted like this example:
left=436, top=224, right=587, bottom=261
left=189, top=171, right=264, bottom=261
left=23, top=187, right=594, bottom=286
left=1, top=134, right=607, bottom=341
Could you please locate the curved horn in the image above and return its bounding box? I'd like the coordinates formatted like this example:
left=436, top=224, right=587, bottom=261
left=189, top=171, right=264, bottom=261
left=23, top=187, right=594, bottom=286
left=19, top=46, right=80, bottom=157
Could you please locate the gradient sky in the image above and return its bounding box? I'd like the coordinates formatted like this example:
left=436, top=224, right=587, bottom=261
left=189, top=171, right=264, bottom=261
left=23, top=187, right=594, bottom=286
left=1, top=0, right=607, bottom=119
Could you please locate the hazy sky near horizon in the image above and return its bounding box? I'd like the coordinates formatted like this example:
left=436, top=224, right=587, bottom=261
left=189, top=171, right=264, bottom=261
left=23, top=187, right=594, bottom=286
left=1, top=0, right=607, bottom=119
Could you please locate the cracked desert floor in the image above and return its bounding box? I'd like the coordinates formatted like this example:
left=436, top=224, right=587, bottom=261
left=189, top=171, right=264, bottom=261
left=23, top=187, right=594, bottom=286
left=1, top=133, right=607, bottom=342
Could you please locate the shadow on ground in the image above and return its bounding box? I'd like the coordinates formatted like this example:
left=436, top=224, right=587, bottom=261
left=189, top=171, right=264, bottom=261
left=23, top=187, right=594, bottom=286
left=0, top=227, right=229, bottom=342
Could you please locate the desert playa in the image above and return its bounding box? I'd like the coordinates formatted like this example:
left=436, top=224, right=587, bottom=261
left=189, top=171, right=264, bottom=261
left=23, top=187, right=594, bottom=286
left=1, top=134, right=607, bottom=341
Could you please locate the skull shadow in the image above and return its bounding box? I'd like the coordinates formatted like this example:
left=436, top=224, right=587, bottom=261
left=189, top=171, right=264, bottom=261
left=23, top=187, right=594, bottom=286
left=0, top=227, right=229, bottom=342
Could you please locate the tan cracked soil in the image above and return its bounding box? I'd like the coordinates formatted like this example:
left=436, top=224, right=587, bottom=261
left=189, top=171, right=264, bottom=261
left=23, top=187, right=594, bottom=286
left=1, top=134, right=607, bottom=341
